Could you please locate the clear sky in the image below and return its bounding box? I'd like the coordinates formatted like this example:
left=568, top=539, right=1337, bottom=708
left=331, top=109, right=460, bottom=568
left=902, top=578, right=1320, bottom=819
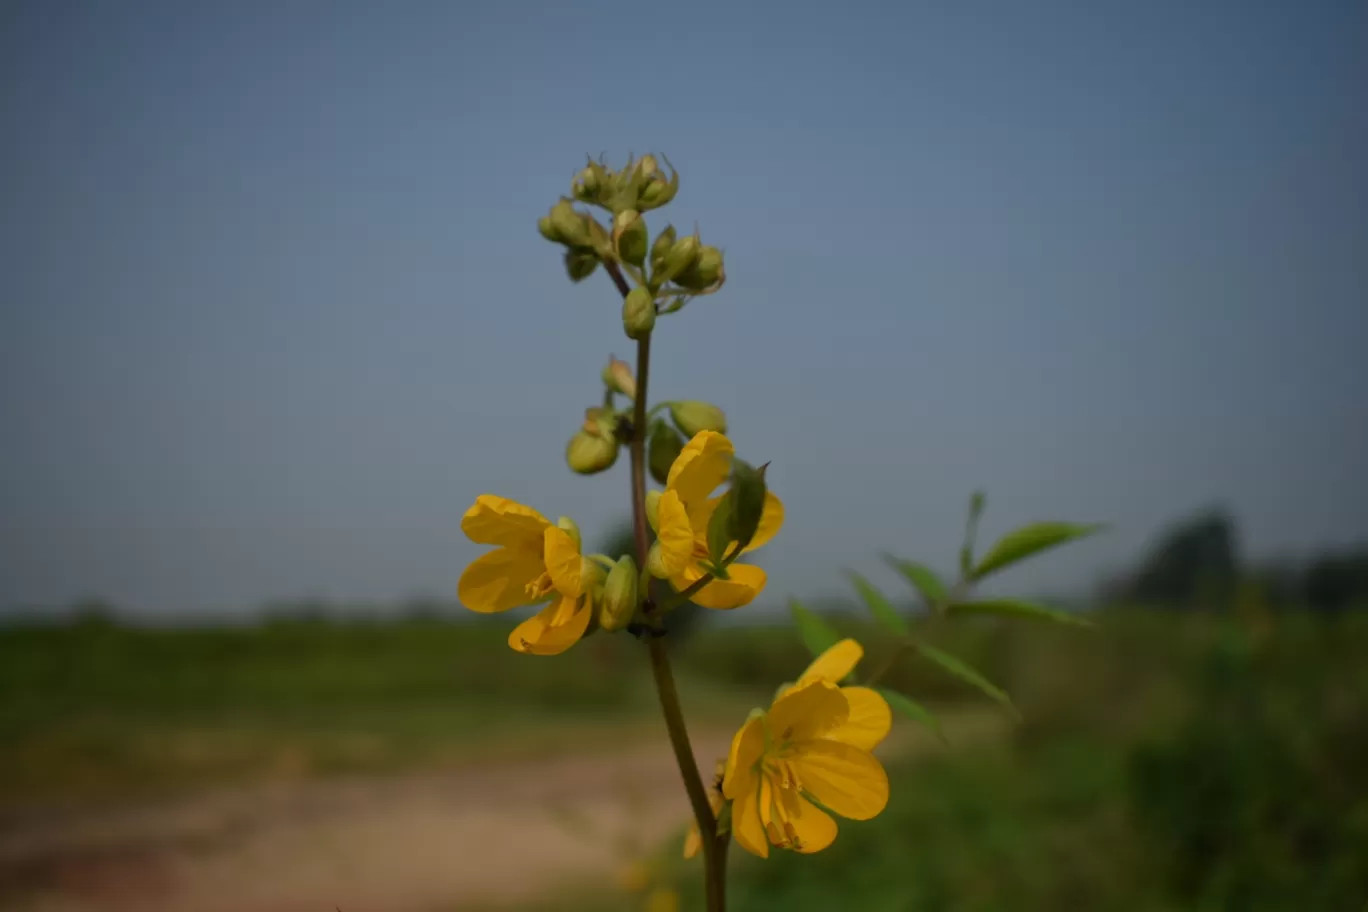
left=3, top=1, right=1366, bottom=617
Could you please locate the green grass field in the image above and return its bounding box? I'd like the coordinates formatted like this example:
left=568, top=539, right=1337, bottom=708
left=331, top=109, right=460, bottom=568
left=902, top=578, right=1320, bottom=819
left=4, top=606, right=1367, bottom=910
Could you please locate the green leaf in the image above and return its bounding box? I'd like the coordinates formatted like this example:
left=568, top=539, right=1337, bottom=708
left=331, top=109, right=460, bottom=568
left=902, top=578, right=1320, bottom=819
left=790, top=599, right=842, bottom=658
left=972, top=522, right=1104, bottom=581
left=914, top=642, right=1020, bottom=720
left=877, top=688, right=947, bottom=744
left=946, top=598, right=1095, bottom=627
left=846, top=571, right=908, bottom=637
left=885, top=556, right=947, bottom=607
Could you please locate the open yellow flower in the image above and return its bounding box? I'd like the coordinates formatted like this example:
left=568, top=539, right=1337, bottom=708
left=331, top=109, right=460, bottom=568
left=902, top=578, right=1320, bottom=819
left=648, top=430, right=784, bottom=609
left=721, top=644, right=892, bottom=857
left=682, top=761, right=726, bottom=859
left=457, top=495, right=601, bottom=655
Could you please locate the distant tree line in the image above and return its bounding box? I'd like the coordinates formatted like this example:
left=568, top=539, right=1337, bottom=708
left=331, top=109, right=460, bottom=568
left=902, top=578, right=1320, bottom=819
left=1102, top=508, right=1368, bottom=612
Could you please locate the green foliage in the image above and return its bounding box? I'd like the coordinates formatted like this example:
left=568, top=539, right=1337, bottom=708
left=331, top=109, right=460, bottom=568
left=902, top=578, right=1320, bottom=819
left=846, top=571, right=909, bottom=636
left=884, top=556, right=947, bottom=608
left=913, top=642, right=1020, bottom=720
left=876, top=688, right=945, bottom=743
left=946, top=598, right=1093, bottom=626
left=971, top=522, right=1104, bottom=582
left=789, top=598, right=842, bottom=658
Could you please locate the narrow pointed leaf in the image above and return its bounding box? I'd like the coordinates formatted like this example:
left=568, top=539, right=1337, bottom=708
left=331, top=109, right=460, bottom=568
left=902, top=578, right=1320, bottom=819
left=885, top=556, right=947, bottom=607
left=947, top=598, right=1095, bottom=627
left=790, top=599, right=842, bottom=658
left=914, top=642, right=1020, bottom=719
left=847, top=571, right=908, bottom=637
left=972, top=522, right=1103, bottom=581
left=877, top=688, right=947, bottom=744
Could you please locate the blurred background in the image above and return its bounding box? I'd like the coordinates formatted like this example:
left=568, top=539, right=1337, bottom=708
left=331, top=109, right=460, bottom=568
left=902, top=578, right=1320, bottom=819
left=2, top=2, right=1366, bottom=910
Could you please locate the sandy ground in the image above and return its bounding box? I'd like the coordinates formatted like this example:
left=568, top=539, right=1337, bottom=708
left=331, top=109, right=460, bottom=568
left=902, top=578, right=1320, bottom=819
left=0, top=713, right=1001, bottom=912
left=0, top=728, right=735, bottom=912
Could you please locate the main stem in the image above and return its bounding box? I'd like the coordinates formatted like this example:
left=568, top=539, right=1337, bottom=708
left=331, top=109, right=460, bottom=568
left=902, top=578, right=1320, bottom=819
left=605, top=259, right=726, bottom=911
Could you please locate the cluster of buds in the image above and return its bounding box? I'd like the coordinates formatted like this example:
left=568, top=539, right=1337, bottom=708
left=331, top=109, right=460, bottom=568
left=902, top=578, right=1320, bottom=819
left=538, top=155, right=726, bottom=341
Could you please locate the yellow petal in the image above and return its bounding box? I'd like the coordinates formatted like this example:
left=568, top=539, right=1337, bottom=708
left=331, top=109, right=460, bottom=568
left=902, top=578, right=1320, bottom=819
left=791, top=739, right=889, bottom=821
left=742, top=492, right=785, bottom=553
left=457, top=547, right=545, bottom=613
left=672, top=563, right=767, bottom=610
left=682, top=822, right=701, bottom=860
left=730, top=783, right=769, bottom=859
left=823, top=686, right=893, bottom=751
left=776, top=787, right=839, bottom=854
left=796, top=638, right=864, bottom=689
left=654, top=490, right=695, bottom=577
left=543, top=525, right=582, bottom=596
left=508, top=595, right=592, bottom=655
left=460, top=495, right=550, bottom=549
left=767, top=680, right=848, bottom=744
left=722, top=713, right=765, bottom=800
left=666, top=431, right=733, bottom=513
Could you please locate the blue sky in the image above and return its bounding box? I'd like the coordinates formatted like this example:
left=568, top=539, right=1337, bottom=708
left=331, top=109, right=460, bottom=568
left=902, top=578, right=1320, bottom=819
left=3, top=1, right=1366, bottom=616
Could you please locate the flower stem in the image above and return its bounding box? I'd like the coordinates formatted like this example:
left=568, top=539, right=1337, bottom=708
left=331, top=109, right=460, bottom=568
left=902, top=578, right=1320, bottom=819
left=605, top=257, right=726, bottom=911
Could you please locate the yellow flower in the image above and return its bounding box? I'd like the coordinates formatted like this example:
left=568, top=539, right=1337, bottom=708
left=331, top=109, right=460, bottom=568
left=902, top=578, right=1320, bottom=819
left=648, top=430, right=784, bottom=609
left=682, top=761, right=726, bottom=859
left=457, top=495, right=601, bottom=655
left=721, top=641, right=892, bottom=857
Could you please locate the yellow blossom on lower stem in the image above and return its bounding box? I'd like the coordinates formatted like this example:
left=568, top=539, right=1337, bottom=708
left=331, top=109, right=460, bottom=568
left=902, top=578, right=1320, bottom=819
left=647, top=430, right=785, bottom=610
left=721, top=661, right=891, bottom=857
left=456, top=495, right=603, bottom=655
left=682, top=760, right=726, bottom=859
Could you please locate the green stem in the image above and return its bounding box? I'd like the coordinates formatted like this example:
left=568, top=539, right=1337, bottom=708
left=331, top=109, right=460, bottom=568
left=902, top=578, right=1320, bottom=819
left=604, top=258, right=726, bottom=911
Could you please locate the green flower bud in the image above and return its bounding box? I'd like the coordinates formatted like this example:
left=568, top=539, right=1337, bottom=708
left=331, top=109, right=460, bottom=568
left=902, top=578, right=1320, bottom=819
left=673, top=245, right=725, bottom=292
left=599, top=554, right=640, bottom=632
left=650, top=224, right=677, bottom=272
left=648, top=420, right=685, bottom=486
left=557, top=516, right=582, bottom=551
left=564, top=248, right=599, bottom=283
left=670, top=401, right=727, bottom=437
left=566, top=430, right=619, bottom=475
left=602, top=357, right=636, bottom=399
left=645, top=489, right=662, bottom=527
left=647, top=540, right=670, bottom=579
left=549, top=198, right=591, bottom=248
left=637, top=155, right=678, bottom=212
left=639, top=155, right=660, bottom=179
left=622, top=286, right=656, bottom=339
left=582, top=406, right=619, bottom=439
left=657, top=233, right=700, bottom=286
left=613, top=210, right=648, bottom=267
left=538, top=215, right=559, bottom=243
left=571, top=164, right=601, bottom=203
left=586, top=214, right=613, bottom=260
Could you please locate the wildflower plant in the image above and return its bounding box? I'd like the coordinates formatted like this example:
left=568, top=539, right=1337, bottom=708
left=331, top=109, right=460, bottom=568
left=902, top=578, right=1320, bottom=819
left=457, top=154, right=1102, bottom=909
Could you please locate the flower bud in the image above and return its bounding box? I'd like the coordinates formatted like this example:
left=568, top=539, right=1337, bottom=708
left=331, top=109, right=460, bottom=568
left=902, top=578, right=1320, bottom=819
left=585, top=214, right=613, bottom=260
left=599, top=555, right=640, bottom=632
left=657, top=233, right=699, bottom=285
left=622, top=286, right=656, bottom=339
left=650, top=224, right=677, bottom=272
left=670, top=401, right=727, bottom=437
left=537, top=215, right=559, bottom=243
left=571, top=164, right=601, bottom=203
left=557, top=516, right=582, bottom=550
left=673, top=245, right=725, bottom=292
left=566, top=430, right=619, bottom=475
left=637, top=156, right=679, bottom=212
left=564, top=248, right=599, bottom=283
left=582, top=406, right=619, bottom=439
left=647, top=540, right=670, bottom=579
left=548, top=198, right=591, bottom=248
left=612, top=210, right=648, bottom=267
left=602, top=358, right=636, bottom=399
left=639, top=155, right=659, bottom=179
left=648, top=421, right=686, bottom=486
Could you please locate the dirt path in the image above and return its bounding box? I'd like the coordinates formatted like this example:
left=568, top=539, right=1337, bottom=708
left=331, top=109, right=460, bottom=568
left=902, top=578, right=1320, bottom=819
left=0, top=713, right=1002, bottom=912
